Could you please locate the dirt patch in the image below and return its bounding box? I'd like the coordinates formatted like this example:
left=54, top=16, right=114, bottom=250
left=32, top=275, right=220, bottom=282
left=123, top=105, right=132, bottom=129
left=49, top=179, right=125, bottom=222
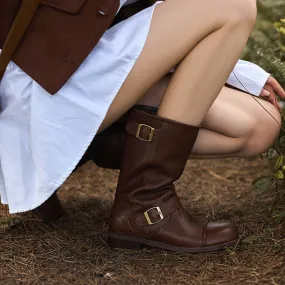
left=0, top=157, right=284, bottom=285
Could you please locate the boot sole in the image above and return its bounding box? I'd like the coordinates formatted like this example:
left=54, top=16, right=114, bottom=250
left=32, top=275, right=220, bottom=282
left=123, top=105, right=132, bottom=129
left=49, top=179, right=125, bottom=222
left=108, top=232, right=238, bottom=253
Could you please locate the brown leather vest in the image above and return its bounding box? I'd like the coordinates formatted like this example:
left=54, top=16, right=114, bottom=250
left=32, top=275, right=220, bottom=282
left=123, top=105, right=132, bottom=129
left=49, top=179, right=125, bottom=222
left=0, top=0, right=122, bottom=94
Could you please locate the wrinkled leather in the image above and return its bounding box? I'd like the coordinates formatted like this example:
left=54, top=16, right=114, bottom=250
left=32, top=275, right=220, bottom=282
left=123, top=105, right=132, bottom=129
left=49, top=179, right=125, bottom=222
left=109, top=109, right=239, bottom=249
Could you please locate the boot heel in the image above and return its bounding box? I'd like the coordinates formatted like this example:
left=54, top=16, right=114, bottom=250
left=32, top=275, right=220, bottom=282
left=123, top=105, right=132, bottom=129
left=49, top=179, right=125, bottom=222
left=107, top=233, right=144, bottom=250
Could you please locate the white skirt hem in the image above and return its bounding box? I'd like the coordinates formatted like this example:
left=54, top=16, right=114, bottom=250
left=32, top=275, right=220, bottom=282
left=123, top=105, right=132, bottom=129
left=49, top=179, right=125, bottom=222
left=2, top=2, right=159, bottom=214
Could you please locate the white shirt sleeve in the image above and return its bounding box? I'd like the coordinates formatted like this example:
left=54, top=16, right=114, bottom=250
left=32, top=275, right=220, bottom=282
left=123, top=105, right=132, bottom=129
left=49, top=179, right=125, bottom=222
left=226, top=60, right=270, bottom=96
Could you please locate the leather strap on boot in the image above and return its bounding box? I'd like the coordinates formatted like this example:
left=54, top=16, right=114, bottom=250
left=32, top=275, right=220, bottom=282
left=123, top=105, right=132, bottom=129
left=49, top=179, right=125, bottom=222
left=129, top=195, right=182, bottom=230
left=109, top=110, right=239, bottom=253
left=126, top=121, right=159, bottom=143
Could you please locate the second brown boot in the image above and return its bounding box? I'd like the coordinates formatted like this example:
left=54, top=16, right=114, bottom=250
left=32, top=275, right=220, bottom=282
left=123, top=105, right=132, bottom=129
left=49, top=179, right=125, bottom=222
left=108, top=109, right=238, bottom=253
left=32, top=192, right=63, bottom=222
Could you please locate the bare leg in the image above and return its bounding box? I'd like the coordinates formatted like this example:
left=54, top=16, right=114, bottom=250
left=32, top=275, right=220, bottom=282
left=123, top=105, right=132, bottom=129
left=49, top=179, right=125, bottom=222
left=106, top=0, right=258, bottom=251
left=99, top=0, right=257, bottom=131
left=157, top=4, right=256, bottom=126
left=192, top=87, right=281, bottom=158
left=139, top=81, right=281, bottom=158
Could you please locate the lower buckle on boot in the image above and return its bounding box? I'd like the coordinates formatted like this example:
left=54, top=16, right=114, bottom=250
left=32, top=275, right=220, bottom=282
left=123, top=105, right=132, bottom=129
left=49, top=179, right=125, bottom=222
left=144, top=206, right=164, bottom=225
left=136, top=124, right=155, bottom=142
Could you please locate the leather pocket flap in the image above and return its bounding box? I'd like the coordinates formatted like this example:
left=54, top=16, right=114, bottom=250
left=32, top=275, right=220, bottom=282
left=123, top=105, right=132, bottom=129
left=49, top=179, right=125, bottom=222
left=42, top=0, right=88, bottom=14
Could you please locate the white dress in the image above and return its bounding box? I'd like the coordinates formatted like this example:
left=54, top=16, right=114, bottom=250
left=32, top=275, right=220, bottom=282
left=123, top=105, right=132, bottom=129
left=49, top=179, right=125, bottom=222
left=0, top=0, right=270, bottom=214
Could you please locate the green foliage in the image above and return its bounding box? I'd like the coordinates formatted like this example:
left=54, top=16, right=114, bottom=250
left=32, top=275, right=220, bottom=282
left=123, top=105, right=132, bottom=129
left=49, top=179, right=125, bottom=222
left=250, top=1, right=285, bottom=222
left=252, top=176, right=272, bottom=193
left=243, top=0, right=285, bottom=86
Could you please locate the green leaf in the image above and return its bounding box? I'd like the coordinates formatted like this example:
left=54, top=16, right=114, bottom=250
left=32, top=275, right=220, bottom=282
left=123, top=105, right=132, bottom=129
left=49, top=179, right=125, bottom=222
left=273, top=212, right=285, bottom=224
left=0, top=217, right=9, bottom=224
left=275, top=170, right=284, bottom=179
left=243, top=235, right=259, bottom=245
left=7, top=218, right=21, bottom=228
left=275, top=154, right=283, bottom=170
left=252, top=176, right=272, bottom=193
left=226, top=247, right=236, bottom=256
left=252, top=177, right=271, bottom=193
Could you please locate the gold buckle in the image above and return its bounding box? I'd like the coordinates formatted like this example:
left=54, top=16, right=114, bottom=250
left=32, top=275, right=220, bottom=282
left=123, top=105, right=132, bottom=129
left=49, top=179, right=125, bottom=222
left=144, top=206, right=164, bottom=225
left=136, top=124, right=155, bottom=142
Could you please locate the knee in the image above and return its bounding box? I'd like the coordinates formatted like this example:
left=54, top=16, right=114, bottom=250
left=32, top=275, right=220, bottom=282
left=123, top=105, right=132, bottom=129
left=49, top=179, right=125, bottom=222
left=241, top=105, right=281, bottom=157
left=224, top=0, right=257, bottom=31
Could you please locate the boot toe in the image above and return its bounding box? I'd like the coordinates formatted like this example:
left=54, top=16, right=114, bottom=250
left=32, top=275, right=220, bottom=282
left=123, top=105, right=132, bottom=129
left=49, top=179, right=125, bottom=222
left=204, top=221, right=239, bottom=247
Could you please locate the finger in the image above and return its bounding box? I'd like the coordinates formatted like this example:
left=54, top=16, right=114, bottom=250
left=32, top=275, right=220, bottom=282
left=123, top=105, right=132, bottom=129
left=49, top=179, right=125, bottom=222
left=267, top=76, right=285, bottom=98
left=271, top=97, right=281, bottom=111
left=261, top=84, right=275, bottom=98
left=265, top=87, right=281, bottom=111
left=260, top=88, right=270, bottom=97
left=267, top=76, right=285, bottom=97
left=268, top=97, right=281, bottom=111
left=258, top=85, right=281, bottom=111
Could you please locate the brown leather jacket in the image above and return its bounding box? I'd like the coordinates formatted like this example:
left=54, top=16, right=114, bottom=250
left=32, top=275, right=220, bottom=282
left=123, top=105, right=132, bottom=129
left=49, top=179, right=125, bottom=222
left=0, top=0, right=154, bottom=94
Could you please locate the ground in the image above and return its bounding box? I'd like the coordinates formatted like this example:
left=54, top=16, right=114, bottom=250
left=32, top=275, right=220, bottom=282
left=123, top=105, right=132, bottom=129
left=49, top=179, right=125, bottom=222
left=0, top=157, right=284, bottom=285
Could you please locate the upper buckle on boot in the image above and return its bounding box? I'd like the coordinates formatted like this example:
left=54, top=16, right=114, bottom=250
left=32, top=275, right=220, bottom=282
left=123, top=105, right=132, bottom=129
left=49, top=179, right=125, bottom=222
left=136, top=124, right=155, bottom=142
left=144, top=206, right=164, bottom=225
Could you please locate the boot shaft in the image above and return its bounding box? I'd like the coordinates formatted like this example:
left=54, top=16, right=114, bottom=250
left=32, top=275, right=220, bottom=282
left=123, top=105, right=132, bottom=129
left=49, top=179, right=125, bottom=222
left=108, top=110, right=239, bottom=251
left=116, top=109, right=200, bottom=204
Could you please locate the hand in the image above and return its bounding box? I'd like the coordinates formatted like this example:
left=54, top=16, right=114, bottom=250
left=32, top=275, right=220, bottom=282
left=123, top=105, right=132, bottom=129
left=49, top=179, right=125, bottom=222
left=260, top=76, right=285, bottom=111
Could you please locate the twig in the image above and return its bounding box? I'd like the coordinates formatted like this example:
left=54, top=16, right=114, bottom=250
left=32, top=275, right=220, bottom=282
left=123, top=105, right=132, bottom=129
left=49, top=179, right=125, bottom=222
left=203, top=168, right=230, bottom=182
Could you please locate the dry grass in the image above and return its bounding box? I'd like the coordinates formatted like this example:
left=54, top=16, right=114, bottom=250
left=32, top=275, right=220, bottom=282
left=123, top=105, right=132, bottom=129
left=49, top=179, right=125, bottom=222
left=0, top=157, right=284, bottom=285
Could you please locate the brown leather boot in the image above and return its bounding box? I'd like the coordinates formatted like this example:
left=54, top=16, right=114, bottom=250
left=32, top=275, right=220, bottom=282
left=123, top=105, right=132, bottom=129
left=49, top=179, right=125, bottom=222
left=89, top=105, right=158, bottom=170
left=32, top=192, right=63, bottom=222
left=108, top=109, right=239, bottom=253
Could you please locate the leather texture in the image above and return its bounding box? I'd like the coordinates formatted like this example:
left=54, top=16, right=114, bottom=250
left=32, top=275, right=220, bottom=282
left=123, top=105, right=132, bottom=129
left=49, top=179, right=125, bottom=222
left=0, top=0, right=42, bottom=81
left=0, top=0, right=120, bottom=94
left=78, top=105, right=158, bottom=170
left=108, top=109, right=239, bottom=251
left=41, top=0, right=88, bottom=14
left=32, top=192, right=63, bottom=222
